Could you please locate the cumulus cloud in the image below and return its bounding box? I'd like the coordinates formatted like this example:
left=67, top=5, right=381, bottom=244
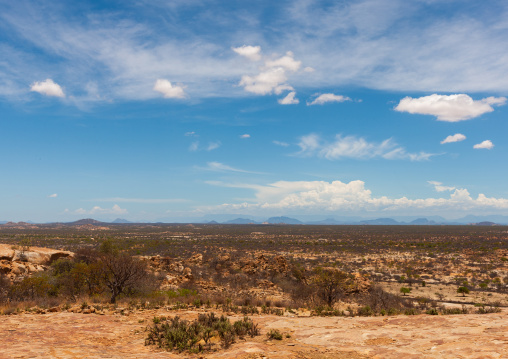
left=428, top=181, right=455, bottom=192
left=207, top=179, right=508, bottom=214
left=395, top=94, right=506, bottom=122
left=237, top=49, right=301, bottom=97
left=70, top=204, right=127, bottom=215
left=441, top=133, right=466, bottom=144
left=278, top=91, right=299, bottom=105
left=47, top=193, right=58, bottom=198
left=153, top=79, right=186, bottom=98
left=240, top=134, right=250, bottom=139
left=232, top=45, right=261, bottom=61
left=297, top=134, right=433, bottom=161
left=30, top=79, right=65, bottom=97
left=473, top=140, right=494, bottom=150
left=307, top=93, right=351, bottom=105
left=189, top=141, right=199, bottom=152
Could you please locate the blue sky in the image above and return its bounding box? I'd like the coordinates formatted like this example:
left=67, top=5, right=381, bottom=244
left=1, top=0, right=508, bottom=222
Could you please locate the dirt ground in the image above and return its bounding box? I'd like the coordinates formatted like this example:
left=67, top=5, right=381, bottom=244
left=0, top=309, right=506, bottom=359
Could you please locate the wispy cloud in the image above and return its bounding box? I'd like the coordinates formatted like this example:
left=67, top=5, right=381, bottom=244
left=441, top=133, right=466, bottom=144
left=203, top=161, right=253, bottom=173
left=206, top=141, right=221, bottom=151
left=66, top=204, right=127, bottom=215
left=90, top=198, right=188, bottom=204
left=273, top=140, right=290, bottom=147
left=297, top=133, right=433, bottom=161
left=240, top=134, right=251, bottom=139
left=395, top=94, right=506, bottom=122
left=47, top=193, right=58, bottom=198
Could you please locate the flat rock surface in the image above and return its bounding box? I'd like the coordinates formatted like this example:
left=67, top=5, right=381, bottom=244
left=0, top=310, right=507, bottom=358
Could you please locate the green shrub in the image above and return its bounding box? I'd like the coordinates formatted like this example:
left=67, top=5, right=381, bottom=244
left=145, top=313, right=260, bottom=353
left=267, top=329, right=283, bottom=340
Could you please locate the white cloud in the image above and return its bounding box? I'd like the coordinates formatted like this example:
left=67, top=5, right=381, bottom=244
left=71, top=204, right=127, bottom=215
left=473, top=140, right=494, bottom=150
left=428, top=181, right=455, bottom=192
left=185, top=131, right=197, bottom=137
left=189, top=141, right=199, bottom=152
left=232, top=45, right=261, bottom=61
left=273, top=140, right=290, bottom=147
left=239, top=67, right=288, bottom=95
left=240, top=134, right=250, bottom=139
left=207, top=179, right=508, bottom=214
left=307, top=93, right=351, bottom=105
left=265, top=51, right=302, bottom=72
left=207, top=141, right=221, bottom=151
left=238, top=49, right=301, bottom=96
left=303, top=67, right=315, bottom=73
left=297, top=134, right=433, bottom=161
left=441, top=133, right=466, bottom=144
left=278, top=91, right=299, bottom=105
left=47, top=193, right=58, bottom=198
left=153, top=79, right=186, bottom=99
left=90, top=197, right=187, bottom=204
left=30, top=79, right=65, bottom=97
left=395, top=94, right=506, bottom=122
left=204, top=161, right=251, bottom=173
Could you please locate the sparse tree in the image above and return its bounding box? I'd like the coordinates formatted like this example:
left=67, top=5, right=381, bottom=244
left=101, top=253, right=149, bottom=303
left=400, top=287, right=411, bottom=296
left=313, top=267, right=353, bottom=306
left=457, top=286, right=469, bottom=297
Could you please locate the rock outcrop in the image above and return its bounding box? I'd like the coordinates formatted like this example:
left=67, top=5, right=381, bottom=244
left=0, top=244, right=73, bottom=281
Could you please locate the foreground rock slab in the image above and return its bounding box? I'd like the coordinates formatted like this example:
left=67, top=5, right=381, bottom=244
left=0, top=311, right=506, bottom=358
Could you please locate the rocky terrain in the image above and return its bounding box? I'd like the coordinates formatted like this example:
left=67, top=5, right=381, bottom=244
left=0, top=307, right=506, bottom=358
left=0, top=224, right=507, bottom=358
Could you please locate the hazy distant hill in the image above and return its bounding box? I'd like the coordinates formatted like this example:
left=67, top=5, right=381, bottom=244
left=360, top=218, right=400, bottom=225
left=410, top=218, right=437, bottom=225
left=224, top=218, right=259, bottom=224
left=266, top=216, right=303, bottom=224
left=67, top=218, right=105, bottom=225
left=111, top=218, right=132, bottom=224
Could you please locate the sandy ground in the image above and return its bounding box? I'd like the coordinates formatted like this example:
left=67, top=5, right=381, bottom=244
left=0, top=309, right=507, bottom=359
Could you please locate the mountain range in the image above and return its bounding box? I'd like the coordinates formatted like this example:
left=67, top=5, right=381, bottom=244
left=1, top=215, right=508, bottom=226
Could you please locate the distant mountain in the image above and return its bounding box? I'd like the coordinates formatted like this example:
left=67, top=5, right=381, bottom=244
left=360, top=218, right=401, bottom=225
left=67, top=218, right=105, bottom=225
left=0, top=221, right=7, bottom=225
left=266, top=216, right=303, bottom=224
left=454, top=215, right=508, bottom=225
left=471, top=221, right=498, bottom=226
left=410, top=218, right=437, bottom=225
left=306, top=218, right=346, bottom=225
left=111, top=218, right=132, bottom=224
left=207, top=220, right=219, bottom=224
left=224, top=218, right=259, bottom=224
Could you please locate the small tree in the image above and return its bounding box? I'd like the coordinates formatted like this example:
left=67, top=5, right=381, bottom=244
left=400, top=287, right=411, bottom=296
left=313, top=267, right=353, bottom=306
left=101, top=253, right=149, bottom=303
left=457, top=286, right=469, bottom=297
